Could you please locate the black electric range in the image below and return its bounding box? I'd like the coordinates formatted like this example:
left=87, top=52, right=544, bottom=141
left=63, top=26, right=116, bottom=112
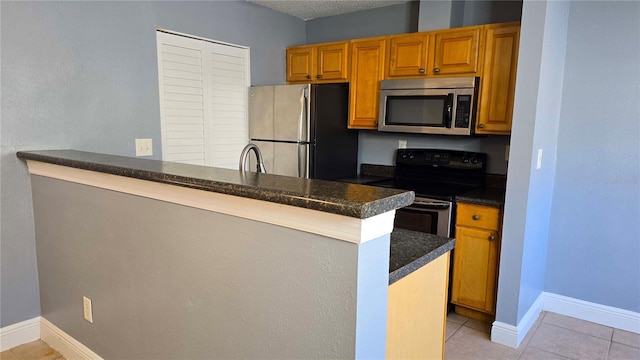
left=370, top=149, right=487, bottom=201
left=368, top=149, right=487, bottom=238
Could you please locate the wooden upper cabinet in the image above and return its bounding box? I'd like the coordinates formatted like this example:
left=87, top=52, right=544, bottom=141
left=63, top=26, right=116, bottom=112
left=316, top=42, right=349, bottom=81
left=286, top=41, right=349, bottom=83
left=286, top=46, right=314, bottom=82
left=386, top=33, right=430, bottom=78
left=349, top=37, right=387, bottom=129
left=476, top=22, right=520, bottom=134
left=431, top=26, right=483, bottom=76
left=285, top=22, right=521, bottom=131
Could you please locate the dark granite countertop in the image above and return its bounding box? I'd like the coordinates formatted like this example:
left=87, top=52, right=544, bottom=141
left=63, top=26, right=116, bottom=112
left=389, top=228, right=455, bottom=285
left=16, top=150, right=414, bottom=219
left=456, top=187, right=505, bottom=207
left=455, top=174, right=506, bottom=208
left=456, top=174, right=507, bottom=208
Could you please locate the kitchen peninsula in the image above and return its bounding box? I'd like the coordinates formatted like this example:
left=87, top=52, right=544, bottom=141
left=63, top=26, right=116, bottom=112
left=17, top=150, right=453, bottom=360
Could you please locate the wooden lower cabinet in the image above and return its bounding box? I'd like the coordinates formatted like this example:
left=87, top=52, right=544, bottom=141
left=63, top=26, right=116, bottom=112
left=451, top=203, right=502, bottom=320
left=348, top=37, right=386, bottom=129
left=387, top=253, right=450, bottom=360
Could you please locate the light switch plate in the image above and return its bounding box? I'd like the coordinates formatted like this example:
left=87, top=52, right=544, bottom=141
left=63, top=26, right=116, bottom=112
left=83, top=296, right=93, bottom=323
left=135, top=139, right=153, bottom=157
left=536, top=148, right=543, bottom=169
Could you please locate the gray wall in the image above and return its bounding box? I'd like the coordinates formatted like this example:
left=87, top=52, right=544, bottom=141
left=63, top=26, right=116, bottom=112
left=498, top=0, right=640, bottom=327
left=419, top=0, right=522, bottom=31
left=1, top=1, right=304, bottom=328
left=497, top=0, right=569, bottom=326
left=418, top=0, right=457, bottom=31
left=306, top=2, right=418, bottom=44
left=545, top=1, right=639, bottom=312
left=31, top=175, right=389, bottom=358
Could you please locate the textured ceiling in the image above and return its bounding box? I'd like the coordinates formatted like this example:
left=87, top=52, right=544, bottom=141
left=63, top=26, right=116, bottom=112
left=248, top=0, right=410, bottom=20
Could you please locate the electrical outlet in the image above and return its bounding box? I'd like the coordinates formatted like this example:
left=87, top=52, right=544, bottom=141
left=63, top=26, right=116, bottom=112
left=398, top=140, right=407, bottom=149
left=536, top=148, right=543, bottom=169
left=83, top=296, right=93, bottom=323
left=135, top=138, right=153, bottom=157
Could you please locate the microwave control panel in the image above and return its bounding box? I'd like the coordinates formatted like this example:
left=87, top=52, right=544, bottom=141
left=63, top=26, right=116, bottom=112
left=454, top=95, right=472, bottom=128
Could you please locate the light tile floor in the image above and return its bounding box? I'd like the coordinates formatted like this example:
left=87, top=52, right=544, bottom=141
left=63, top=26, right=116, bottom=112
left=445, top=311, right=640, bottom=360
left=2, top=312, right=638, bottom=359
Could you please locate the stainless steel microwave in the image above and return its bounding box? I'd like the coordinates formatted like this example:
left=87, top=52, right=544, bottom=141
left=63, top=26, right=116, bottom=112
left=378, top=77, right=479, bottom=135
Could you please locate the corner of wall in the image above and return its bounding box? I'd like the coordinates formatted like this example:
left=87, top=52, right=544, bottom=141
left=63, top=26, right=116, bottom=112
left=0, top=317, right=40, bottom=352
left=491, top=292, right=544, bottom=348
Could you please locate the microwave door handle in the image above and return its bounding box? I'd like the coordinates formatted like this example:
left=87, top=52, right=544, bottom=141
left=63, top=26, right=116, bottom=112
left=445, top=93, right=454, bottom=128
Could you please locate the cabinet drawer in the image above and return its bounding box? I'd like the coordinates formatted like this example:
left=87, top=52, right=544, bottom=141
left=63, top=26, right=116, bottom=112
left=456, top=203, right=501, bottom=230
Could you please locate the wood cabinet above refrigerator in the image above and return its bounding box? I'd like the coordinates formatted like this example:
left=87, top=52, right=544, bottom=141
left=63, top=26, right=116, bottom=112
left=286, top=41, right=349, bottom=83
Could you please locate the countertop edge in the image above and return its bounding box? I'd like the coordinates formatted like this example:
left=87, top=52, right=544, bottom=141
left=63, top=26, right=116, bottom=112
left=455, top=194, right=505, bottom=208
left=17, top=150, right=414, bottom=219
left=388, top=229, right=455, bottom=285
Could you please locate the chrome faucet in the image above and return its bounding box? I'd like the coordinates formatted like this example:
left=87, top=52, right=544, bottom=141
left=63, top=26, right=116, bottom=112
left=239, top=143, right=267, bottom=173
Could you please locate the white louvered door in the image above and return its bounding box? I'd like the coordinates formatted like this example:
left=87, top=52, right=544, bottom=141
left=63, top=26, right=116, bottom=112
left=156, top=31, right=250, bottom=168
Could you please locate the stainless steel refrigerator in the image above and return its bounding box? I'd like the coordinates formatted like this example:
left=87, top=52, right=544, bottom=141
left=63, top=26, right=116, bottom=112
left=248, top=83, right=358, bottom=180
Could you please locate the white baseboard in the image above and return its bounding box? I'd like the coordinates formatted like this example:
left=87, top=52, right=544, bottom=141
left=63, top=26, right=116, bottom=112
left=0, top=316, right=40, bottom=351
left=543, top=292, right=640, bottom=334
left=40, top=317, right=103, bottom=360
left=492, top=292, right=544, bottom=348
left=491, top=291, right=640, bottom=349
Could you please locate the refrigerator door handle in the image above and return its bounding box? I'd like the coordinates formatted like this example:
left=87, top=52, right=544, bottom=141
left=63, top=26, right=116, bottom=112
left=298, top=88, right=308, bottom=143
left=298, top=144, right=308, bottom=178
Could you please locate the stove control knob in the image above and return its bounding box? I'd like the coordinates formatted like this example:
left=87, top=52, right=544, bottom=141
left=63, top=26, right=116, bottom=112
left=400, top=153, right=407, bottom=159
left=462, top=156, right=469, bottom=163
left=409, top=153, right=415, bottom=159
left=471, top=157, right=478, bottom=164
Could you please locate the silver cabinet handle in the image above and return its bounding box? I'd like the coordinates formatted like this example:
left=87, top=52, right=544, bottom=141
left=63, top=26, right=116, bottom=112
left=306, top=75, right=311, bottom=80
left=418, top=68, right=425, bottom=73
left=472, top=215, right=480, bottom=220
left=488, top=235, right=496, bottom=241
left=478, top=124, right=485, bottom=129
left=434, top=67, right=440, bottom=73
left=316, top=74, right=322, bottom=79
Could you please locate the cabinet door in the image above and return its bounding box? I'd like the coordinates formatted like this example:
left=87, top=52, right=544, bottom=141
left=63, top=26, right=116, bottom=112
left=316, top=42, right=349, bottom=82
left=348, top=38, right=386, bottom=129
left=386, top=33, right=430, bottom=78
left=451, top=226, right=500, bottom=314
left=286, top=46, right=314, bottom=83
left=476, top=23, right=520, bottom=134
left=431, top=27, right=482, bottom=75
